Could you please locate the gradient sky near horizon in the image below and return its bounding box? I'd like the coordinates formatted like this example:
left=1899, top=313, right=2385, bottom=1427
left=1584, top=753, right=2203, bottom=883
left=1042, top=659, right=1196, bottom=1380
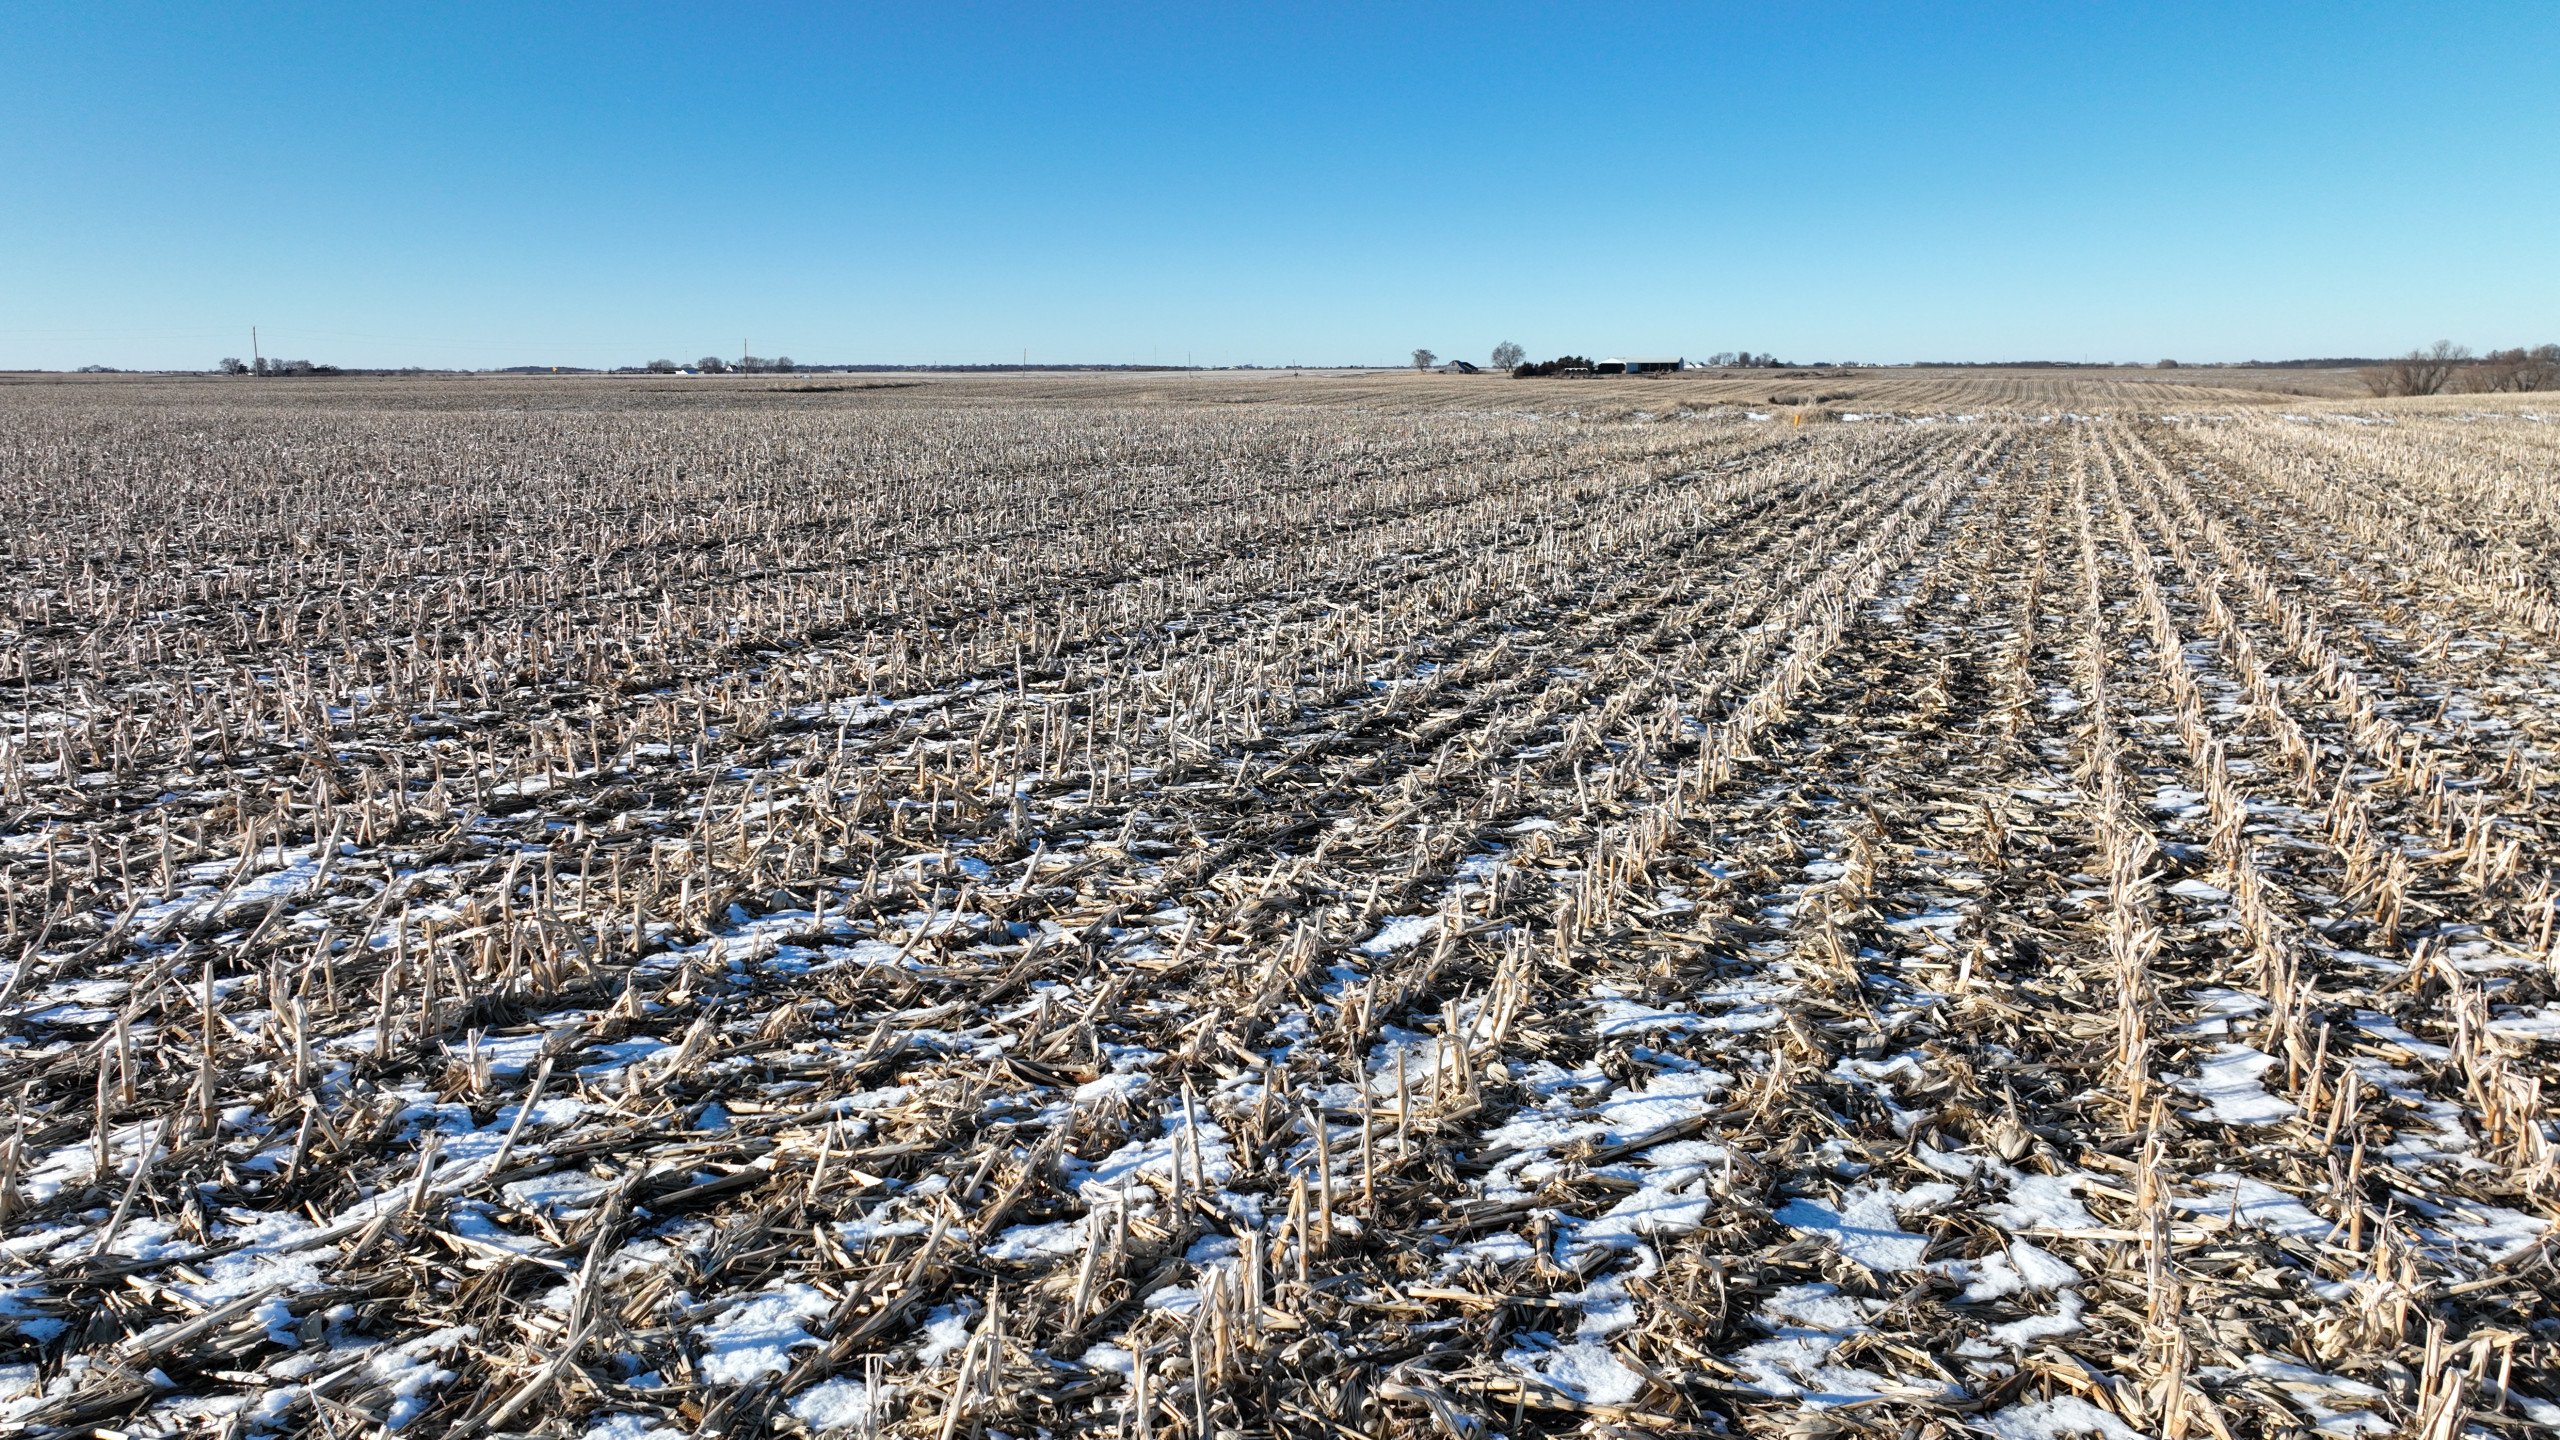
left=5, top=4, right=2555, bottom=371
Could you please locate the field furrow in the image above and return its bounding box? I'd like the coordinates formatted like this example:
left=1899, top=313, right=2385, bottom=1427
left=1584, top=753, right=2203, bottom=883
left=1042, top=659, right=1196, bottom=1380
left=1, top=387, right=2554, bottom=1440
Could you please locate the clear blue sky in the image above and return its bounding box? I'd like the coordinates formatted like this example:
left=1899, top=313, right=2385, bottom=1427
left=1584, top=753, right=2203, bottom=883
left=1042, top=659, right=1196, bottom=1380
left=4, top=4, right=2554, bottom=370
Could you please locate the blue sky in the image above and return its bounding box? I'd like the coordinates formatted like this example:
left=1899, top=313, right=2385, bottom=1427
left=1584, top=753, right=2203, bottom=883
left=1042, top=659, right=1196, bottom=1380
left=4, top=4, right=2553, bottom=370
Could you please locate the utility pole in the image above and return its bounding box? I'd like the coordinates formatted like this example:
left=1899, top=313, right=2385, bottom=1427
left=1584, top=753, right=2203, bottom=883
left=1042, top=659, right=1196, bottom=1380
left=251, top=326, right=260, bottom=370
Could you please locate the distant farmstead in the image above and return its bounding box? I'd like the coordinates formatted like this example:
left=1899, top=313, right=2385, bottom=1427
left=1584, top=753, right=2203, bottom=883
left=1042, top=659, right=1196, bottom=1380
left=1596, top=357, right=1685, bottom=375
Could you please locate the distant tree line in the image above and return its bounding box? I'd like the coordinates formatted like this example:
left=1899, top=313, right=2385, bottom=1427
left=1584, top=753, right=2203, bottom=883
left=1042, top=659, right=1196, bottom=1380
left=1498, top=350, right=1793, bottom=376
left=2363, top=341, right=2560, bottom=396
left=1510, top=355, right=1597, bottom=377
left=651, top=356, right=798, bottom=374
left=217, top=357, right=341, bottom=376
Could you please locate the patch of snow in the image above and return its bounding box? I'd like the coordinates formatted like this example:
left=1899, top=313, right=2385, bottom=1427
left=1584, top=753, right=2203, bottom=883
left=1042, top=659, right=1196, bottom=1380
left=1357, top=915, right=1439, bottom=955
left=1985, top=1290, right=2086, bottom=1348
left=1438, top=1231, right=1538, bottom=1275
left=915, top=1304, right=974, bottom=1367
left=1982, top=1170, right=2104, bottom=1234
left=984, top=1217, right=1087, bottom=1263
left=1942, top=1239, right=2080, bottom=1302
left=1581, top=1178, right=1718, bottom=1252
left=1774, top=1184, right=1945, bottom=1273
left=1080, top=1343, right=1136, bottom=1377
left=1589, top=998, right=1700, bottom=1038
left=1721, top=1284, right=1917, bottom=1406
left=2246, top=1356, right=2389, bottom=1435
left=584, top=1412, right=687, bottom=1440
left=792, top=1375, right=892, bottom=1433
left=2177, top=1044, right=2299, bottom=1126
left=2486, top=1004, right=2560, bottom=1042
left=1066, top=1109, right=1235, bottom=1202
left=1502, top=1336, right=1647, bottom=1406
left=1979, top=1395, right=2142, bottom=1440
left=2352, top=1011, right=2450, bottom=1061
left=2175, top=1174, right=2329, bottom=1241
left=2428, top=1203, right=2548, bottom=1263
left=693, top=1283, right=832, bottom=1386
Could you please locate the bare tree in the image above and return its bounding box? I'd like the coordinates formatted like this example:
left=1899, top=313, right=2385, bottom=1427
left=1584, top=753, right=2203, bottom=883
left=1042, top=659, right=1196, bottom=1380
left=2414, top=339, right=2469, bottom=394
left=646, top=359, right=679, bottom=374
left=2458, top=345, right=2560, bottom=393
left=2364, top=341, right=2471, bottom=397
left=1490, top=341, right=1525, bottom=370
left=1411, top=349, right=1437, bottom=371
left=696, top=356, right=729, bottom=374
left=2457, top=351, right=2512, bottom=393
left=217, top=358, right=249, bottom=375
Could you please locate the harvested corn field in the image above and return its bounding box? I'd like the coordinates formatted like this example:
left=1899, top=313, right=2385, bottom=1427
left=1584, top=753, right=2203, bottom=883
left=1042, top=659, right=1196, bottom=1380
left=3, top=376, right=2558, bottom=1440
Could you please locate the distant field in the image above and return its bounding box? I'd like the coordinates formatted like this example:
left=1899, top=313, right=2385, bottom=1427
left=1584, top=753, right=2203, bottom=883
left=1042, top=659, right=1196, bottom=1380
left=2, top=374, right=2555, bottom=1438
left=0, top=360, right=2383, bottom=412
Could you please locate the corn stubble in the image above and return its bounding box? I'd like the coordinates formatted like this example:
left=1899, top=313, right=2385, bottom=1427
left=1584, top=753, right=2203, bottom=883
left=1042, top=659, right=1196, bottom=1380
left=1, top=377, right=2556, bottom=1440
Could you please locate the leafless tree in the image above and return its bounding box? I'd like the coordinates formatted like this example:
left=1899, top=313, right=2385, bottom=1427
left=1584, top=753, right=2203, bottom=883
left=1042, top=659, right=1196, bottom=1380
left=2367, top=340, right=2471, bottom=396
left=2415, top=339, right=2470, bottom=393
left=1411, top=349, right=1437, bottom=371
left=1490, top=341, right=1525, bottom=370
left=2457, top=345, right=2560, bottom=393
